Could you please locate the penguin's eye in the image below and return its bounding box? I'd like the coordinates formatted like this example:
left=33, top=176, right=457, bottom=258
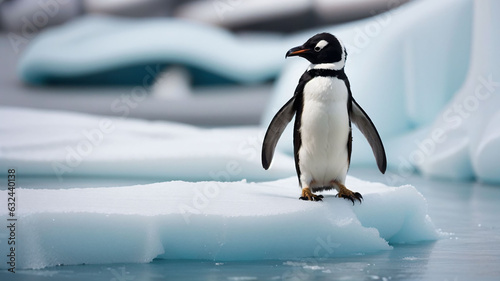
left=314, top=46, right=321, bottom=52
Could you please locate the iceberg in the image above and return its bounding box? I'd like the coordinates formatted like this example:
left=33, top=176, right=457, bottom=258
left=418, top=0, right=500, bottom=183
left=0, top=176, right=439, bottom=270
left=18, top=15, right=285, bottom=86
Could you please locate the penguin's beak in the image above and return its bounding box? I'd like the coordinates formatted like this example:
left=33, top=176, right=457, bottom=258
left=286, top=46, right=310, bottom=58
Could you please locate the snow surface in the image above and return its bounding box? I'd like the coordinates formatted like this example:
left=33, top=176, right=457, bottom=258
left=263, top=0, right=500, bottom=183
left=0, top=176, right=439, bottom=269
left=0, top=107, right=294, bottom=181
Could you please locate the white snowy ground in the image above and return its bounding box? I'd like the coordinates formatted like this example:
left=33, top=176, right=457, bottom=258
left=0, top=176, right=439, bottom=270
left=0, top=107, right=440, bottom=269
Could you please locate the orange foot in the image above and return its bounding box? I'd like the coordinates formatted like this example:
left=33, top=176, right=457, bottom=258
left=299, top=188, right=324, bottom=201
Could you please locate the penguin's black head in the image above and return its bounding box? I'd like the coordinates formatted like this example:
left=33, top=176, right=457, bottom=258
left=286, top=32, right=347, bottom=67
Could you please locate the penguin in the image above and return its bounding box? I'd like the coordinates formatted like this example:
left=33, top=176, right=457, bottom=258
left=262, top=32, right=387, bottom=203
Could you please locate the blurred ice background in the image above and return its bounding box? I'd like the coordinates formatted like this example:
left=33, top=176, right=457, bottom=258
left=1, top=0, right=411, bottom=125
left=2, top=0, right=499, bottom=182
left=1, top=0, right=500, bottom=280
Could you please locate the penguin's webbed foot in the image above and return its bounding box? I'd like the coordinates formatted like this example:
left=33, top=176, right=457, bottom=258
left=300, top=188, right=324, bottom=201
left=333, top=182, right=363, bottom=205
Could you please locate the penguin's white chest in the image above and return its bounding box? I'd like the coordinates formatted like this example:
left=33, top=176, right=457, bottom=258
left=298, top=76, right=350, bottom=187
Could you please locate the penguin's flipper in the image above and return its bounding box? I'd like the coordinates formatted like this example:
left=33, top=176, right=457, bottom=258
left=350, top=99, right=387, bottom=174
left=262, top=96, right=296, bottom=170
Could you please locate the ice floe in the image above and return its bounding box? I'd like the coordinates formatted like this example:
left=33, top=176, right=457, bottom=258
left=0, top=176, right=439, bottom=269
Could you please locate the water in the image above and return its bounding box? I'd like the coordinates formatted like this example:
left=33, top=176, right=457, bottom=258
left=2, top=167, right=500, bottom=280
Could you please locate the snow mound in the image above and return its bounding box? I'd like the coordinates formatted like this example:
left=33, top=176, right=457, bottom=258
left=0, top=176, right=439, bottom=269
left=0, top=107, right=294, bottom=181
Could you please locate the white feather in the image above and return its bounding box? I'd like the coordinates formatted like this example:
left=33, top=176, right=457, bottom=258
left=298, top=75, right=350, bottom=188
left=307, top=58, right=345, bottom=71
